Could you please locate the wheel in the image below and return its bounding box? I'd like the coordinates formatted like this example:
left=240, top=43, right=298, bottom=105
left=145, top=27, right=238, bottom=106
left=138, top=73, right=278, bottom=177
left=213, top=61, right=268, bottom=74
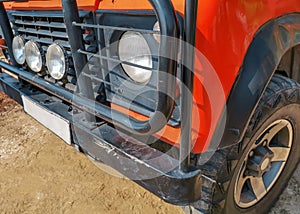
left=193, top=75, right=300, bottom=214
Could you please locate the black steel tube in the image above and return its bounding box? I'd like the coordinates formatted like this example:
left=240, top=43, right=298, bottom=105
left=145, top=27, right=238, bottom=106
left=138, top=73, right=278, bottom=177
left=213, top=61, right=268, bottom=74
left=73, top=22, right=160, bottom=34
left=77, top=49, right=156, bottom=71
left=0, top=60, right=167, bottom=134
left=0, top=2, right=17, bottom=65
left=146, top=0, right=179, bottom=131
left=62, top=0, right=180, bottom=135
left=62, top=0, right=94, bottom=103
left=179, top=0, right=199, bottom=172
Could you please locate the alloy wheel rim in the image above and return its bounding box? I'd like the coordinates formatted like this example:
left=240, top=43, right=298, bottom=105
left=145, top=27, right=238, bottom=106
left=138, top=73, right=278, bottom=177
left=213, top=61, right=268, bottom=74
left=234, top=119, right=293, bottom=208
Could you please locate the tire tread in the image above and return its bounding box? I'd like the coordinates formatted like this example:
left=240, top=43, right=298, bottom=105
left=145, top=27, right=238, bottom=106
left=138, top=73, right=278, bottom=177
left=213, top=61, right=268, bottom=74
left=193, top=75, right=300, bottom=213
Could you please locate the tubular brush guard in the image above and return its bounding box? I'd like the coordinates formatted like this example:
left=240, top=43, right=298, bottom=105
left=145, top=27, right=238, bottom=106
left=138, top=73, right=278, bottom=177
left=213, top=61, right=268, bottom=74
left=0, top=0, right=203, bottom=206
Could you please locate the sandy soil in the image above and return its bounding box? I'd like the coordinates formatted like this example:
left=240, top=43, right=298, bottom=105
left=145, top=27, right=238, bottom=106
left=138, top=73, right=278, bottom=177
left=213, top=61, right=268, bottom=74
left=0, top=92, right=299, bottom=214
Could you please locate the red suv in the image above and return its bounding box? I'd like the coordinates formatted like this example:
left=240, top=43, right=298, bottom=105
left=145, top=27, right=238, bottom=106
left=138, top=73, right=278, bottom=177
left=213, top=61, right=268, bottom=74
left=0, top=0, right=300, bottom=213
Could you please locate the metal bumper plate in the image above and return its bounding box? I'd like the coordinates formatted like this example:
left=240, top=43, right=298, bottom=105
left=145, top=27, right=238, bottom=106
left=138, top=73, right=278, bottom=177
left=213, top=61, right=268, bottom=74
left=22, top=95, right=71, bottom=145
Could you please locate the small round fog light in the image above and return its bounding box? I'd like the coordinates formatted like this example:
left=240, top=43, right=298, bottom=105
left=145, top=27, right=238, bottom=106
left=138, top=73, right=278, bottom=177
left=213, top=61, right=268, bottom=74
left=12, top=36, right=26, bottom=65
left=25, top=41, right=43, bottom=72
left=46, top=44, right=67, bottom=80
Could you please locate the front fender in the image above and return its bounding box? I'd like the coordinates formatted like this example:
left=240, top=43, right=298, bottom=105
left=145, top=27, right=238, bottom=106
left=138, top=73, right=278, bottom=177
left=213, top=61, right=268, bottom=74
left=218, top=13, right=300, bottom=149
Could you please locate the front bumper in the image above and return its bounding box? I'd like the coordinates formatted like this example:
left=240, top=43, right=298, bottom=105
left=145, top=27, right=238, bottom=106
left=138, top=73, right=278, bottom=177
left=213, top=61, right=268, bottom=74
left=0, top=61, right=202, bottom=206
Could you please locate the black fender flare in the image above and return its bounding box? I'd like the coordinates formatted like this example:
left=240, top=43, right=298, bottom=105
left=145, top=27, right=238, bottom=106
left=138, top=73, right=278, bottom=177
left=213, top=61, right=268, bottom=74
left=217, top=13, right=300, bottom=149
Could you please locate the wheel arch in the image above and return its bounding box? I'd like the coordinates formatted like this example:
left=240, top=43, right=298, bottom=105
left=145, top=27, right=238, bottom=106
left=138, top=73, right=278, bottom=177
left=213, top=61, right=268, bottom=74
left=276, top=43, right=300, bottom=81
left=216, top=12, right=300, bottom=149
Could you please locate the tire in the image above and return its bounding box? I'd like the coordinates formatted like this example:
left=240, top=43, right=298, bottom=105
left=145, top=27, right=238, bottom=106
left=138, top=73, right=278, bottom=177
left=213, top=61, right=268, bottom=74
left=193, top=75, right=300, bottom=214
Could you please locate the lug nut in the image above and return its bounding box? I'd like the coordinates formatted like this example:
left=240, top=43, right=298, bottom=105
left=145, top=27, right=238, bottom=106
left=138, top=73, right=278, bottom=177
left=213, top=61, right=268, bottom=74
left=249, top=151, right=254, bottom=157
left=262, top=140, right=267, bottom=147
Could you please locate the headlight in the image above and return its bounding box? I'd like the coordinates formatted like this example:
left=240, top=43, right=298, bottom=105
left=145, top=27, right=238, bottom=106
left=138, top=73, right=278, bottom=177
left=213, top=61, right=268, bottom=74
left=153, top=21, right=160, bottom=43
left=12, top=36, right=25, bottom=65
left=46, top=44, right=67, bottom=80
left=118, top=31, right=152, bottom=83
left=25, top=41, right=43, bottom=72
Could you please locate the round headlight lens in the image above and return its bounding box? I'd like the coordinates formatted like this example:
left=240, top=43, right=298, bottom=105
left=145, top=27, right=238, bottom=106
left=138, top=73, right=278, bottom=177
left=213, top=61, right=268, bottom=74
left=153, top=21, right=160, bottom=43
left=118, top=31, right=152, bottom=83
left=46, top=44, right=67, bottom=80
left=25, top=41, right=43, bottom=72
left=12, top=36, right=25, bottom=65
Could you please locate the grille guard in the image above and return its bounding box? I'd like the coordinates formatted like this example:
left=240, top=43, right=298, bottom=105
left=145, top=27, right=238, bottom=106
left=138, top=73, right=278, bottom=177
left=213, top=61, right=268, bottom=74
left=0, top=0, right=198, bottom=173
left=62, top=0, right=180, bottom=136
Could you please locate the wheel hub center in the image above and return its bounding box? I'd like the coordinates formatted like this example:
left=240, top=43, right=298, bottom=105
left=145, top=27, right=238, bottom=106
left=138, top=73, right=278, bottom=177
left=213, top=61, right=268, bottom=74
left=246, top=145, right=274, bottom=177
left=261, top=158, right=270, bottom=171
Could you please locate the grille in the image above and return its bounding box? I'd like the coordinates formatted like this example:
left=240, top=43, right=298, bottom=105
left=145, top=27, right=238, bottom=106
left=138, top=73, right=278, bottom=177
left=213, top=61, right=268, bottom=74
left=8, top=11, right=90, bottom=91
left=10, top=11, right=70, bottom=49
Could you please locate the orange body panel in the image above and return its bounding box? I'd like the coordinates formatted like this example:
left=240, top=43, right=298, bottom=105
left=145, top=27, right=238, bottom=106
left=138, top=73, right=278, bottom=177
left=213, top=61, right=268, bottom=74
left=4, top=0, right=184, bottom=11
left=4, top=0, right=95, bottom=10
left=5, top=0, right=300, bottom=153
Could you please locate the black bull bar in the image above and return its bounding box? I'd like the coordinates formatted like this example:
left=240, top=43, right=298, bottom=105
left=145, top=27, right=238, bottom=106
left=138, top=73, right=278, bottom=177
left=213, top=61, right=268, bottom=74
left=0, top=0, right=202, bottom=205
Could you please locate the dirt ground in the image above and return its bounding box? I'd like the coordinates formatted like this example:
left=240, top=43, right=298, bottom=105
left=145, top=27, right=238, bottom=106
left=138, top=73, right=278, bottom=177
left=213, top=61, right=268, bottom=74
left=0, top=92, right=299, bottom=214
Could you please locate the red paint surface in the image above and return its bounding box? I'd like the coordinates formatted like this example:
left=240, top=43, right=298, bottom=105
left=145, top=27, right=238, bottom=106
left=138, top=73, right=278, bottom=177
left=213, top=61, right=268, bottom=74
left=0, top=38, right=6, bottom=50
